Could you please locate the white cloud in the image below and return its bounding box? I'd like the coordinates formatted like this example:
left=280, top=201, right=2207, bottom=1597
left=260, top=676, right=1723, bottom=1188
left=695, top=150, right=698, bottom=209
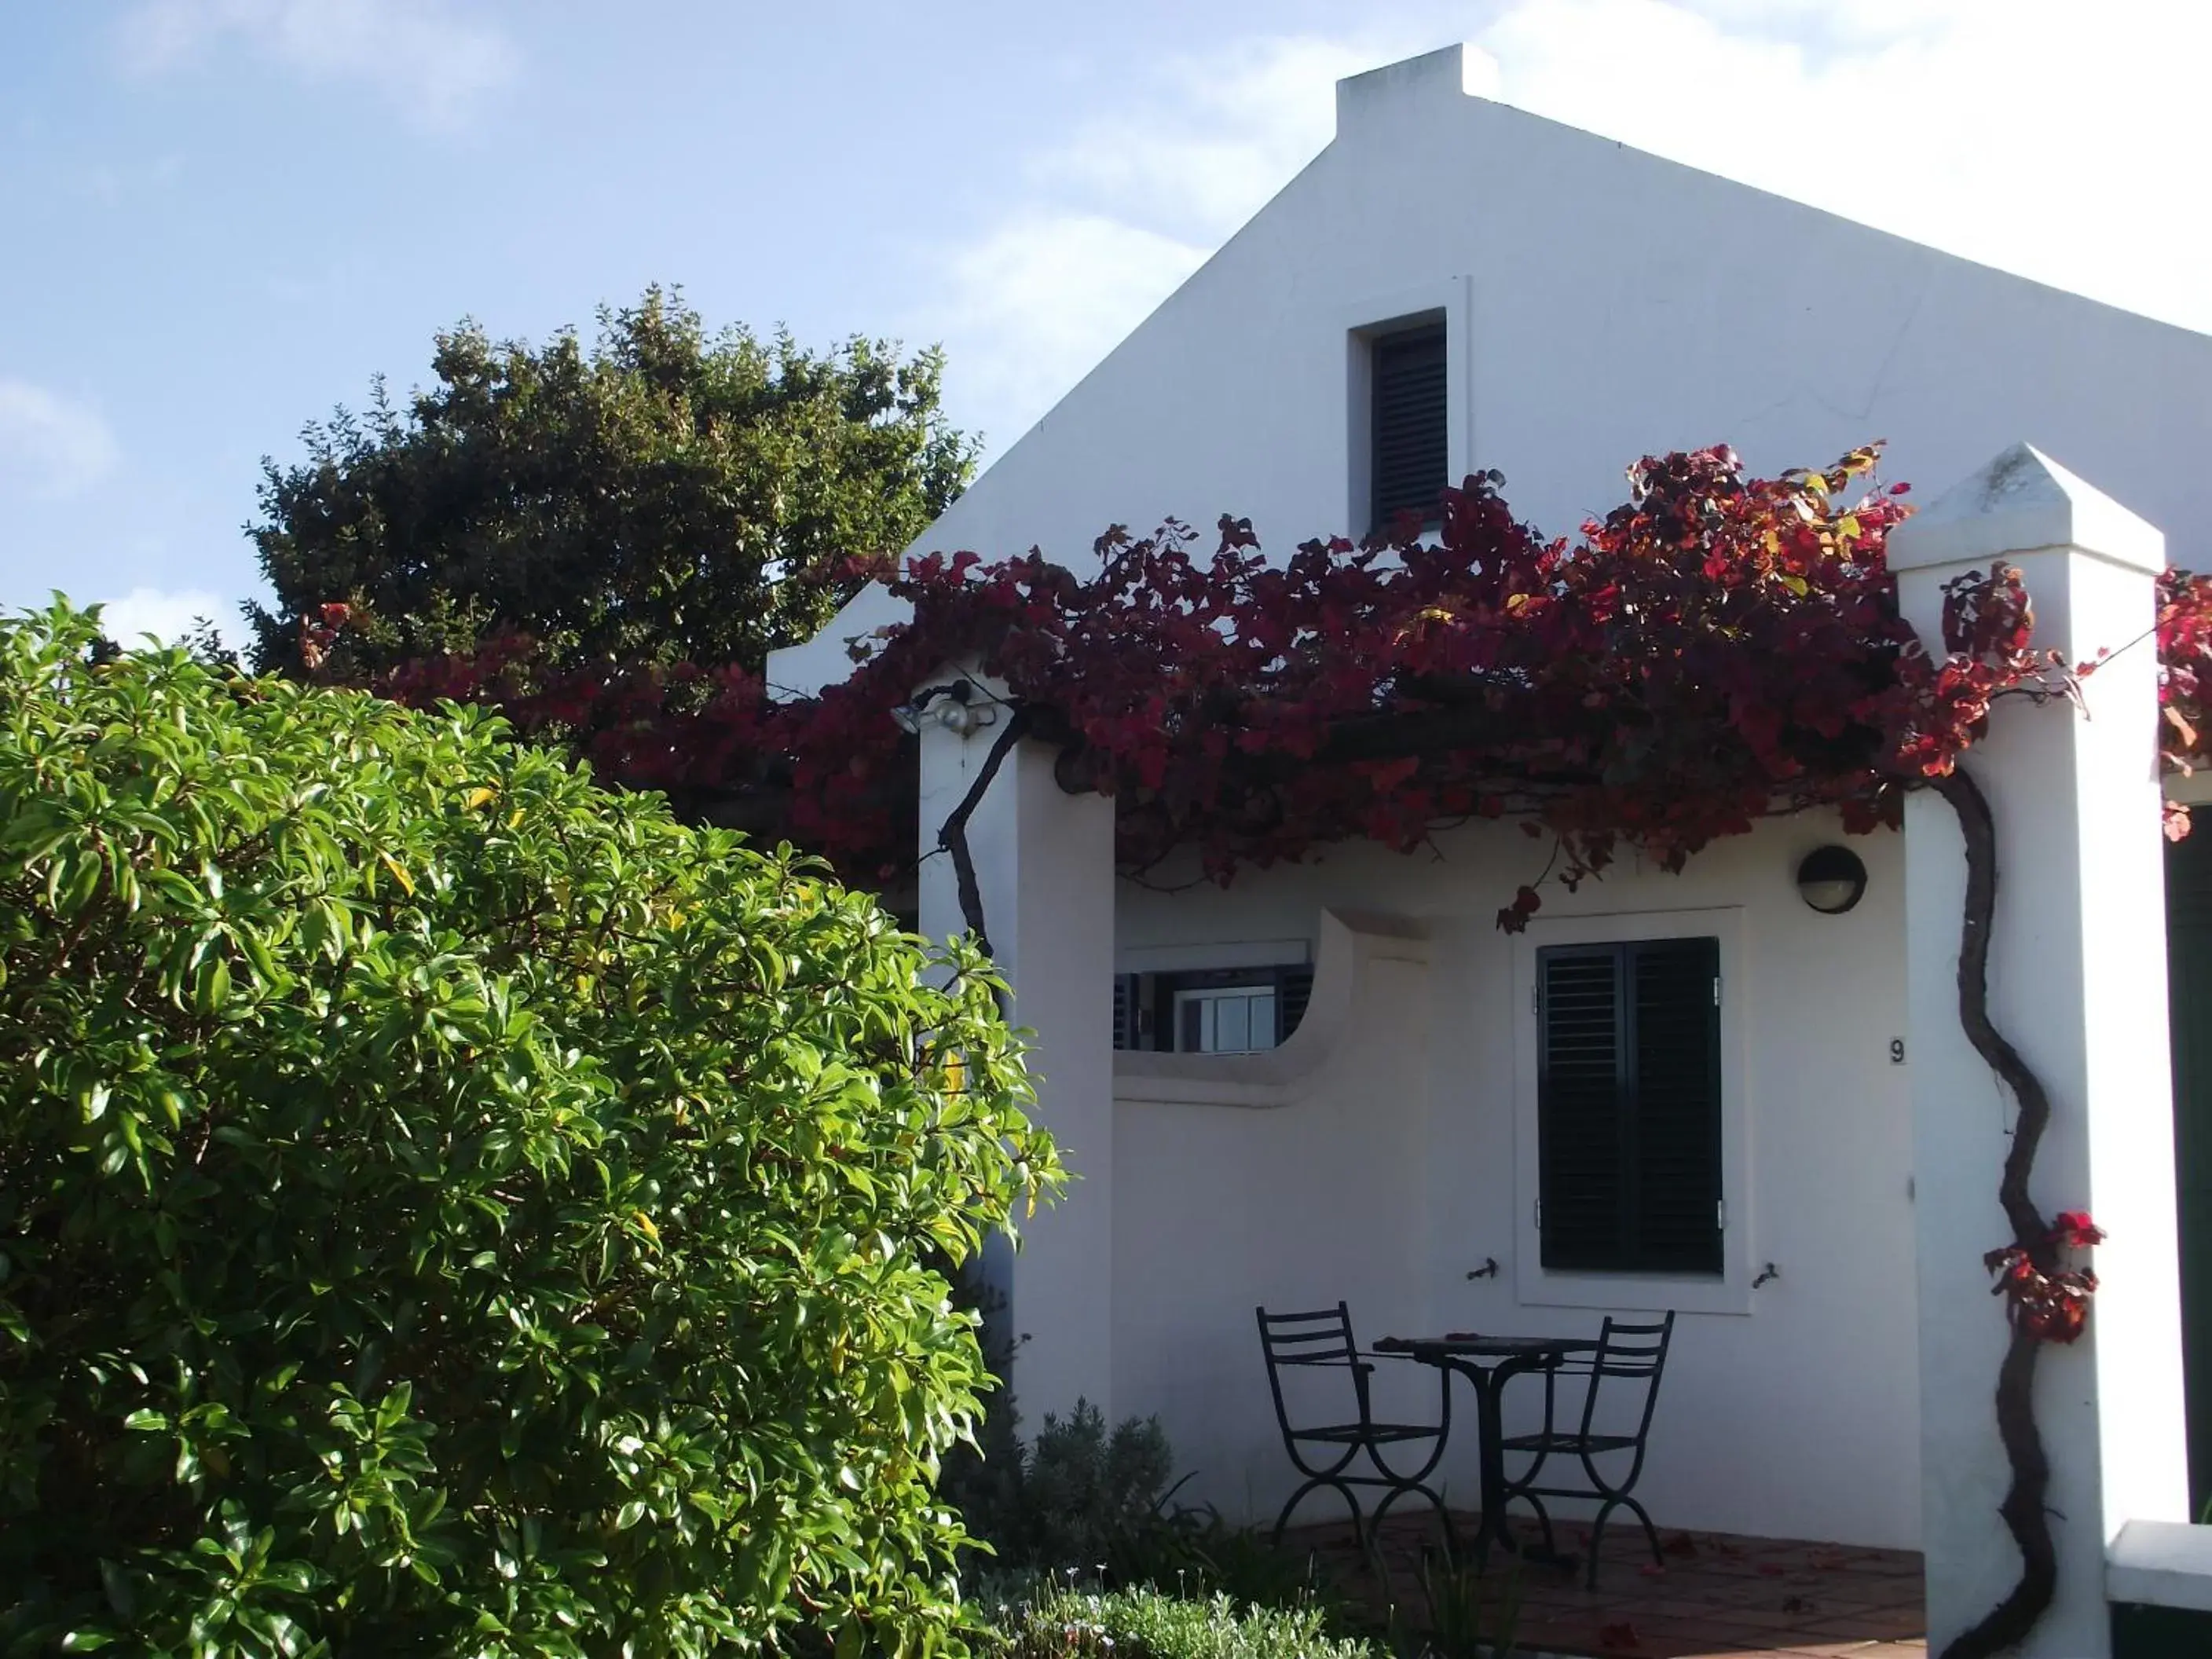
left=930, top=0, right=2212, bottom=453
left=932, top=214, right=1210, bottom=449
left=92, top=587, right=239, bottom=654
left=0, top=380, right=120, bottom=499
left=1029, top=34, right=1422, bottom=241
left=1464, top=0, right=2212, bottom=340
left=115, top=0, right=517, bottom=128
left=1664, top=0, right=1974, bottom=47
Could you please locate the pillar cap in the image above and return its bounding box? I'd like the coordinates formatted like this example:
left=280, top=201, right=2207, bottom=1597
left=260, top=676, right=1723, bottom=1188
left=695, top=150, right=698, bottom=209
left=1886, top=442, right=2166, bottom=577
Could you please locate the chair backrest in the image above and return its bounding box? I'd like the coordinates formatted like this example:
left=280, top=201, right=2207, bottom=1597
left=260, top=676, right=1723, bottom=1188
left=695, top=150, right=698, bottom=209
left=1578, top=1310, right=1675, bottom=1442
left=1256, top=1302, right=1359, bottom=1368
left=1255, top=1302, right=1360, bottom=1437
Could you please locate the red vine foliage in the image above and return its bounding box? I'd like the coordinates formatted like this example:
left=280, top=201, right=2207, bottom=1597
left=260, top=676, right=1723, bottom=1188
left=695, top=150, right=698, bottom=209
left=372, top=442, right=2212, bottom=921
left=1985, top=1210, right=2107, bottom=1346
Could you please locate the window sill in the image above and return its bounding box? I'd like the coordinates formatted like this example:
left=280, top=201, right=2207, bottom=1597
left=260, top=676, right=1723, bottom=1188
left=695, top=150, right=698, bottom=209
left=1515, top=1266, right=1755, bottom=1318
left=1112, top=910, right=1429, bottom=1110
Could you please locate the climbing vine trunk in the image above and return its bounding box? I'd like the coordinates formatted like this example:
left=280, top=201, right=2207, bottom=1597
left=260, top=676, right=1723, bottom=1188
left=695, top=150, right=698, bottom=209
left=1932, top=767, right=2060, bottom=1659
left=936, top=705, right=1031, bottom=975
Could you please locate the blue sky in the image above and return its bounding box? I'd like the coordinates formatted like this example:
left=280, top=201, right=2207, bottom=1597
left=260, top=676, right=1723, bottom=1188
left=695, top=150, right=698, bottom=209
left=2, top=0, right=2205, bottom=649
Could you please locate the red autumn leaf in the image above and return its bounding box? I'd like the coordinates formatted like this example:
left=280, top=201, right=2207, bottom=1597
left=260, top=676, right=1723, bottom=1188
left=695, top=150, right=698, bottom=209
left=2050, top=1210, right=2106, bottom=1249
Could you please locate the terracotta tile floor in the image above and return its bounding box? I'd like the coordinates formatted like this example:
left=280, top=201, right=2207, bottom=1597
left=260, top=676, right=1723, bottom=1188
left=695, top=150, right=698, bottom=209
left=1280, top=1511, right=1927, bottom=1658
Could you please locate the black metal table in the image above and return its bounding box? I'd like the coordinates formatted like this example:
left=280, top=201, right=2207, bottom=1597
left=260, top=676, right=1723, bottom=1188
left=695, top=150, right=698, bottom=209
left=1372, top=1334, right=1597, bottom=1566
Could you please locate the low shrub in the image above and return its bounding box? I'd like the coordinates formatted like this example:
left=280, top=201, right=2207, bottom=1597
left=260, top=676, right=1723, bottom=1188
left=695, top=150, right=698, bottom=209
left=950, top=1400, right=1204, bottom=1587
left=1182, top=1518, right=1353, bottom=1628
left=994, top=1586, right=1378, bottom=1659
left=1389, top=1540, right=1522, bottom=1659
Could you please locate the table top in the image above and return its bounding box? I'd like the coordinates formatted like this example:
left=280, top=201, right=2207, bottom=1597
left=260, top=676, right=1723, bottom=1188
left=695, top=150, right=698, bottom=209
left=1373, top=1333, right=1599, bottom=1361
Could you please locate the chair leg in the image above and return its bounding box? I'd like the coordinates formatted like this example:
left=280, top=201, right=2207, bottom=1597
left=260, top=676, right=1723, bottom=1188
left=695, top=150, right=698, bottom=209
left=1274, top=1476, right=1366, bottom=1555
left=1584, top=1496, right=1622, bottom=1590
left=1619, top=1493, right=1663, bottom=1568
left=1509, top=1489, right=1558, bottom=1562
left=1371, top=1479, right=1454, bottom=1554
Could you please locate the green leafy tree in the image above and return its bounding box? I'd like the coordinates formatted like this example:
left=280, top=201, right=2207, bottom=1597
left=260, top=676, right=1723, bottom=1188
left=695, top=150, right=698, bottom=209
left=0, top=601, right=1059, bottom=1656
left=246, top=286, right=975, bottom=679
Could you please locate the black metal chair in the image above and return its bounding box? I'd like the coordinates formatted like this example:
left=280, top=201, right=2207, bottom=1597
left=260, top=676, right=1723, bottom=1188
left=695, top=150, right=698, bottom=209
left=1496, top=1311, right=1675, bottom=1587
left=1255, top=1302, right=1452, bottom=1553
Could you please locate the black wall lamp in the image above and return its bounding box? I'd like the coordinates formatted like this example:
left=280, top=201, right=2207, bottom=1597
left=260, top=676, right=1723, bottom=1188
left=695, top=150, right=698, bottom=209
left=1796, top=845, right=1869, bottom=915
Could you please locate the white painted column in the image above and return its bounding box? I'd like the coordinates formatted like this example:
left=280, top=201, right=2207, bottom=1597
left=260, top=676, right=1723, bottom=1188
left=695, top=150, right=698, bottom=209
left=1893, top=444, right=2188, bottom=1657
left=915, top=688, right=1118, bottom=1429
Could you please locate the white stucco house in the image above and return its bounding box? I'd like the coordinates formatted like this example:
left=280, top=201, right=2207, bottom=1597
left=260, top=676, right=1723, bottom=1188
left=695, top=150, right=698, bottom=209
left=771, top=45, right=2212, bottom=1656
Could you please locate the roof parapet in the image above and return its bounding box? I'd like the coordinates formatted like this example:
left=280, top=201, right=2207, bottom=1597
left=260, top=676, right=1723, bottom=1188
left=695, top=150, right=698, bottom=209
left=1335, top=42, right=1479, bottom=140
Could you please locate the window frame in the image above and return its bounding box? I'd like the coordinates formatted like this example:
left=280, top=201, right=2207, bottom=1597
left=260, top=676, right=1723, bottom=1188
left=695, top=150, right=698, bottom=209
left=1114, top=962, right=1315, bottom=1054
left=1511, top=906, right=1756, bottom=1316
left=1174, top=980, right=1280, bottom=1055
left=1341, top=280, right=1473, bottom=543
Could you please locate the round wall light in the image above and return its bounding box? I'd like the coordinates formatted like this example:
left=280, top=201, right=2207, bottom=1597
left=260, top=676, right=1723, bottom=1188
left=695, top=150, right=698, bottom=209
left=1796, top=845, right=1869, bottom=915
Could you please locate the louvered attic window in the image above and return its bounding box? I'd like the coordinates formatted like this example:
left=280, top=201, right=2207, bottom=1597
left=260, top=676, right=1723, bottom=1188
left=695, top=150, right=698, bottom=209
left=1536, top=937, right=1723, bottom=1276
left=1370, top=322, right=1448, bottom=533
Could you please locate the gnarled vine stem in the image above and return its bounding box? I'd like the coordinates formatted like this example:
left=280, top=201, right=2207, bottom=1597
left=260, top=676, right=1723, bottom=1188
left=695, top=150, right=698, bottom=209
left=1932, top=766, right=2058, bottom=1659
left=934, top=704, right=1031, bottom=1002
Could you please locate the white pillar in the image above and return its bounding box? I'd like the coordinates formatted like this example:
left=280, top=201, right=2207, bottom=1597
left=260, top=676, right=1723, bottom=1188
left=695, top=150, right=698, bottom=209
left=915, top=690, right=1118, bottom=1429
left=1892, top=444, right=2188, bottom=1657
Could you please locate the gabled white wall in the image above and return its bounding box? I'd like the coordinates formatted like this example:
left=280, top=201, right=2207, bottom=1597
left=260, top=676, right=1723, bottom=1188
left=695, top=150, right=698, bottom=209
left=771, top=42, right=2212, bottom=698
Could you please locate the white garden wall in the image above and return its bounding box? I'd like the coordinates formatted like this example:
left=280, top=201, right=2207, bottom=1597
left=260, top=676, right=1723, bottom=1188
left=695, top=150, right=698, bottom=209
left=1109, top=814, right=1920, bottom=1548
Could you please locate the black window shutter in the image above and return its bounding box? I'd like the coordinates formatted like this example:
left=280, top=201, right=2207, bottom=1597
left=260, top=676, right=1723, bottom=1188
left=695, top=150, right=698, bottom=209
left=1628, top=939, right=1723, bottom=1274
left=1278, top=964, right=1315, bottom=1042
left=1537, top=938, right=1722, bottom=1276
left=1371, top=324, right=1448, bottom=533
left=1538, top=947, right=1630, bottom=1270
left=1111, top=972, right=1141, bottom=1050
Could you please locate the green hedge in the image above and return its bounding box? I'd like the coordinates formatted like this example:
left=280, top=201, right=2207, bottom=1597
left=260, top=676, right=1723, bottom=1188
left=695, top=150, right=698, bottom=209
left=0, top=602, right=1060, bottom=1656
left=996, top=1588, right=1379, bottom=1659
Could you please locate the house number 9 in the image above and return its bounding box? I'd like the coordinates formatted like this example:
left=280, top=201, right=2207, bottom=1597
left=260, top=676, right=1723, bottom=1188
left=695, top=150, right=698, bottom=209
left=1890, top=1038, right=1906, bottom=1064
